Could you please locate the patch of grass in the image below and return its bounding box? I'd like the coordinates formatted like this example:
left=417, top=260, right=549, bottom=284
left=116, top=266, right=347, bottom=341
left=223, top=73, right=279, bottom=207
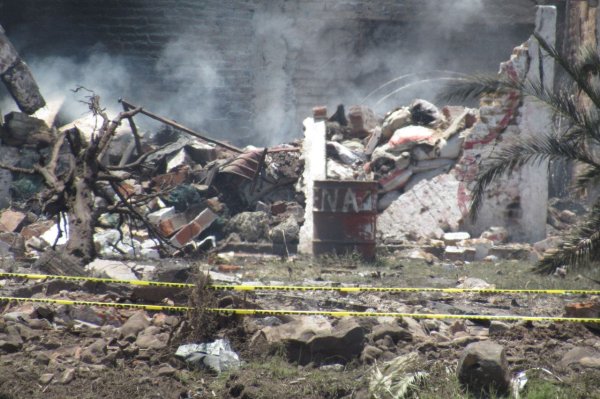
left=209, top=354, right=365, bottom=399
left=522, top=379, right=567, bottom=399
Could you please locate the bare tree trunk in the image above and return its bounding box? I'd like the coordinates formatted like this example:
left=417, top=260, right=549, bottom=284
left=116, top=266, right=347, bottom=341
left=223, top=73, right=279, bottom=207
left=65, top=176, right=96, bottom=262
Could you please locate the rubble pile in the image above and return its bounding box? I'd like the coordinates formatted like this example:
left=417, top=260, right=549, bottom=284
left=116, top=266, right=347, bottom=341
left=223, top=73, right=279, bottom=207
left=0, top=90, right=584, bottom=265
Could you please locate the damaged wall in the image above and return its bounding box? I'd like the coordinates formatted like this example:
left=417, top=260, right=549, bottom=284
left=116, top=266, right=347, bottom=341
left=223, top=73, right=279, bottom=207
left=0, top=0, right=535, bottom=146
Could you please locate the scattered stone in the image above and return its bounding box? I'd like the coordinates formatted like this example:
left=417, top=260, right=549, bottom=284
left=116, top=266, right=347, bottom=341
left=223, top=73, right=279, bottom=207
left=370, top=323, right=412, bottom=343
left=120, top=310, right=151, bottom=340
left=457, top=277, right=495, bottom=290
left=558, top=209, right=577, bottom=224
left=135, top=326, right=169, bottom=350
left=533, top=236, right=562, bottom=254
left=480, top=227, right=508, bottom=244
left=269, top=215, right=300, bottom=244
left=58, top=368, right=76, bottom=384
left=564, top=301, right=600, bottom=332
left=0, top=209, right=26, bottom=233
left=444, top=246, right=475, bottom=262
left=443, top=232, right=471, bottom=244
left=457, top=341, right=510, bottom=396
left=86, top=259, right=138, bottom=281
left=156, top=364, right=177, bottom=377
left=81, top=338, right=107, bottom=364
left=226, top=211, right=269, bottom=242
left=39, top=373, right=54, bottom=385
left=559, top=347, right=600, bottom=368
left=360, top=344, right=383, bottom=364
left=489, top=321, right=510, bottom=334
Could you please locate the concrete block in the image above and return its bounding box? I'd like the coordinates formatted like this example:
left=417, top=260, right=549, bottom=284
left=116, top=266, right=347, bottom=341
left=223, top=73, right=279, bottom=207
left=0, top=210, right=26, bottom=233
left=443, top=232, right=471, bottom=245
left=378, top=174, right=465, bottom=241
left=444, top=246, right=476, bottom=262
left=170, top=208, right=217, bottom=248
left=1, top=60, right=46, bottom=114
left=158, top=213, right=189, bottom=237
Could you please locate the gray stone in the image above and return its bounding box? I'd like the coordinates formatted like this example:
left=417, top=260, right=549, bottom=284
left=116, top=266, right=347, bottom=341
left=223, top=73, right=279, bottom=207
left=360, top=345, right=383, bottom=364
left=370, top=323, right=412, bottom=343
left=269, top=215, right=300, bottom=244
left=39, top=373, right=54, bottom=385
left=135, top=326, right=169, bottom=350
left=488, top=321, right=510, bottom=335
left=2, top=60, right=46, bottom=114
left=255, top=317, right=364, bottom=365
left=560, top=347, right=600, bottom=368
left=226, top=211, right=269, bottom=242
left=443, top=232, right=471, bottom=244
left=457, top=341, right=510, bottom=396
left=85, top=259, right=138, bottom=281
left=81, top=338, right=107, bottom=364
left=299, top=319, right=365, bottom=365
left=157, top=364, right=177, bottom=377
left=58, top=368, right=75, bottom=385
left=119, top=310, right=151, bottom=340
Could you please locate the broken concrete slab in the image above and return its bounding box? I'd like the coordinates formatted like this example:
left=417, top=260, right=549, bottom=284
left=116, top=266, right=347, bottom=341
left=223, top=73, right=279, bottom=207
left=0, top=210, right=26, bottom=233
left=378, top=173, right=465, bottom=241
left=86, top=259, right=138, bottom=281
left=444, top=246, right=476, bottom=262
left=443, top=232, right=471, bottom=245
left=170, top=208, right=217, bottom=248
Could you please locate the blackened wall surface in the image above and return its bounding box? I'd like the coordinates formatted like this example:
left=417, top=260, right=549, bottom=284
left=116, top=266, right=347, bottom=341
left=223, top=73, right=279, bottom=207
left=0, top=0, right=537, bottom=145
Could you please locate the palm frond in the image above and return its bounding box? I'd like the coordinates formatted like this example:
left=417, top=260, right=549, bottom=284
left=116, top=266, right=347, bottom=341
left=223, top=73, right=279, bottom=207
left=574, top=165, right=600, bottom=191
left=440, top=75, right=514, bottom=103
left=369, top=352, right=429, bottom=399
left=535, top=199, right=600, bottom=273
left=534, top=33, right=600, bottom=110
left=575, top=44, right=600, bottom=76
left=470, top=133, right=599, bottom=220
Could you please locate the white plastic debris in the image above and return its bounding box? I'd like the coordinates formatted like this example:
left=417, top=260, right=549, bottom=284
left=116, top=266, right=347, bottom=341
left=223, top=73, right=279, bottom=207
left=175, top=339, right=241, bottom=373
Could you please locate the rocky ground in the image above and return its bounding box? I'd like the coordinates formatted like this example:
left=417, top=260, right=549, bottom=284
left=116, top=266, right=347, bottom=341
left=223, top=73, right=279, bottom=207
left=0, top=255, right=600, bottom=399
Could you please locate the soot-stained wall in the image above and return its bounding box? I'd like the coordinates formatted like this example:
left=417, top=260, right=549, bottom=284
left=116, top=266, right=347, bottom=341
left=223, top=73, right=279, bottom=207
left=0, top=0, right=536, bottom=146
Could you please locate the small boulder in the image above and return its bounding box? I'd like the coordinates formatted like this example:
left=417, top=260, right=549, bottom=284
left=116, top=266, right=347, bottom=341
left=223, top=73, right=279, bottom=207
left=457, top=341, right=510, bottom=396
left=360, top=344, right=383, bottom=364
left=269, top=215, right=300, bottom=244
left=135, top=326, right=169, bottom=350
left=226, top=211, right=269, bottom=242
left=370, top=323, right=412, bottom=343
left=559, top=346, right=600, bottom=368
left=81, top=338, right=107, bottom=364
left=120, top=310, right=151, bottom=340
left=480, top=227, right=508, bottom=244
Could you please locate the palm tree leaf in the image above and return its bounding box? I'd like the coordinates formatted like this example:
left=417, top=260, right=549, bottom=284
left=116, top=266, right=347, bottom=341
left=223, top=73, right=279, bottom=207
left=469, top=133, right=599, bottom=220
left=440, top=75, right=508, bottom=103
left=534, top=199, right=600, bottom=273
left=534, top=33, right=600, bottom=110
left=574, top=165, right=600, bottom=191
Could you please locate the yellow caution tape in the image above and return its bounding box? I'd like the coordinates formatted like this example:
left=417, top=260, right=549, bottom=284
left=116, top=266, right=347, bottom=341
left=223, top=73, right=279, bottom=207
left=1, top=272, right=599, bottom=296
left=0, top=295, right=598, bottom=323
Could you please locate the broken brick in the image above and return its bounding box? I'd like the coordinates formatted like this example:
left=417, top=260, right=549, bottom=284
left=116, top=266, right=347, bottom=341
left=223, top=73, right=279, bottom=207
left=170, top=208, right=218, bottom=248
left=0, top=209, right=26, bottom=233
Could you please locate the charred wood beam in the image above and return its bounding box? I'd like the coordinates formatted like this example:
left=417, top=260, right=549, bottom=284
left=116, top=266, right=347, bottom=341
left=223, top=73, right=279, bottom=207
left=119, top=99, right=243, bottom=154
left=121, top=101, right=143, bottom=159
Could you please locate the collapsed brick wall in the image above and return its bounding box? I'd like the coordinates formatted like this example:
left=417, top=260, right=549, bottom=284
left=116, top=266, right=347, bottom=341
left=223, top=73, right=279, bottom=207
left=0, top=0, right=535, bottom=146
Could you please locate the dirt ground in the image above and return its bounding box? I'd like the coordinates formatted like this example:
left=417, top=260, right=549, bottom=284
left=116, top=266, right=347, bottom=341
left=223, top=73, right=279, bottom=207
left=0, top=255, right=600, bottom=399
